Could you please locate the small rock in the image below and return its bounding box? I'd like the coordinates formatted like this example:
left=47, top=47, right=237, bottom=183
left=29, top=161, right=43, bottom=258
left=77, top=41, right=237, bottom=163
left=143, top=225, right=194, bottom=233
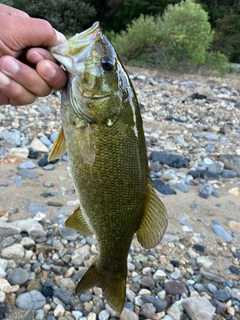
left=140, top=303, right=156, bottom=318
left=221, top=169, right=237, bottom=178
left=18, top=161, right=37, bottom=169
left=17, top=169, right=38, bottom=179
left=164, top=281, right=187, bottom=295
left=138, top=277, right=155, bottom=290
left=27, top=203, right=47, bottom=214
left=30, top=138, right=49, bottom=153
left=213, top=289, right=231, bottom=302
left=54, top=304, right=65, bottom=318
left=16, top=290, right=46, bottom=310
left=8, top=268, right=29, bottom=285
left=1, top=243, right=24, bottom=259
left=153, top=179, right=176, bottom=195
left=0, top=129, right=21, bottom=145
left=175, top=183, right=188, bottom=193
left=212, top=221, right=233, bottom=241
left=199, top=183, right=213, bottom=199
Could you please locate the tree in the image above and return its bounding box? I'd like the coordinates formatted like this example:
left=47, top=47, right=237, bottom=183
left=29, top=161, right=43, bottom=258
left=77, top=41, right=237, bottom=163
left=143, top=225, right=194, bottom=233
left=13, top=0, right=97, bottom=34
left=106, top=0, right=180, bottom=32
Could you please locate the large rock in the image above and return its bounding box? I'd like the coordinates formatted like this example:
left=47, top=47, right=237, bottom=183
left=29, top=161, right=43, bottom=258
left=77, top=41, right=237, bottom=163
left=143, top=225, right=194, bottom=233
left=16, top=290, right=46, bottom=310
left=29, top=138, right=49, bottom=153
left=182, top=296, right=216, bottom=320
left=1, top=244, right=24, bottom=259
left=220, top=155, right=240, bottom=176
left=150, top=151, right=187, bottom=168
left=0, top=129, right=21, bottom=145
left=0, top=219, right=46, bottom=239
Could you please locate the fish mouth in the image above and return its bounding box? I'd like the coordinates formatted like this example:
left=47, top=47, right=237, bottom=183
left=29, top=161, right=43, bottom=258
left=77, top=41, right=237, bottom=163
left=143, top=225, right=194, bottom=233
left=50, top=22, right=101, bottom=70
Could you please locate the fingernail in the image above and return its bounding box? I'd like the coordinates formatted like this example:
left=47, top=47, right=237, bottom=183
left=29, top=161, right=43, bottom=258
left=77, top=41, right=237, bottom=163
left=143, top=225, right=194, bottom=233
left=28, top=51, right=45, bottom=64
left=0, top=71, right=10, bottom=87
left=2, top=57, right=19, bottom=75
left=42, top=61, right=57, bottom=79
left=54, top=29, right=66, bottom=44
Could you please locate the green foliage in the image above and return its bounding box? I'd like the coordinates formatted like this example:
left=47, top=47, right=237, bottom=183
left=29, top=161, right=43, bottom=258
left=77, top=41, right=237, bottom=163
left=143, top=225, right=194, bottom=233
left=109, top=0, right=228, bottom=75
left=0, top=0, right=13, bottom=5
left=106, top=0, right=180, bottom=32
left=157, top=0, right=214, bottom=69
left=204, top=51, right=230, bottom=76
left=212, top=5, right=240, bottom=63
left=13, top=0, right=96, bottom=34
left=110, top=15, right=160, bottom=62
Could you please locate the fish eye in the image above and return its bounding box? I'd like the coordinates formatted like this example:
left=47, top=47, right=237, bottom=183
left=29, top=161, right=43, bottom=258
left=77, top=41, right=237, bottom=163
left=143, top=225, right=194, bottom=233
left=101, top=57, right=114, bottom=71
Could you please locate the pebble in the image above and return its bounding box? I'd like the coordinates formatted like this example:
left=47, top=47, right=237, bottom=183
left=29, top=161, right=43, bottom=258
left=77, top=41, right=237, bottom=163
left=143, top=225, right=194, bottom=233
left=19, top=161, right=37, bottom=169
left=212, top=221, right=233, bottom=241
left=17, top=168, right=38, bottom=179
left=27, top=203, right=47, bottom=214
left=198, top=183, right=213, bottom=198
left=164, top=281, right=187, bottom=295
left=153, top=179, right=176, bottom=195
left=59, top=227, right=78, bottom=241
left=140, top=303, right=156, bottom=318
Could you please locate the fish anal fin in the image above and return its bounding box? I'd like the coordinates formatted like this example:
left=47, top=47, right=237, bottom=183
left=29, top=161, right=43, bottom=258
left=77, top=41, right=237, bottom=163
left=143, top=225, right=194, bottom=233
left=48, top=127, right=67, bottom=161
left=137, top=177, right=168, bottom=249
left=76, top=262, right=126, bottom=314
left=65, top=206, right=93, bottom=236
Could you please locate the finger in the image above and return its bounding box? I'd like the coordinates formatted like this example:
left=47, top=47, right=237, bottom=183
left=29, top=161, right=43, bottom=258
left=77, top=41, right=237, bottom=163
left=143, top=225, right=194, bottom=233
left=36, top=60, right=67, bottom=90
left=0, top=71, right=36, bottom=105
left=0, top=56, right=52, bottom=97
left=0, top=4, right=29, bottom=17
left=26, top=47, right=59, bottom=64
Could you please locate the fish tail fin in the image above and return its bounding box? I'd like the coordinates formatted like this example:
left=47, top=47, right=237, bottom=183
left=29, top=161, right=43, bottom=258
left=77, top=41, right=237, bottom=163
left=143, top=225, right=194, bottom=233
left=76, top=262, right=126, bottom=313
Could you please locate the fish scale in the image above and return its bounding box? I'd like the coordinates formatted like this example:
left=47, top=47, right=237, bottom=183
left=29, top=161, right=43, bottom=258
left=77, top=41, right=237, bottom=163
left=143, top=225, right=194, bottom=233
left=48, top=21, right=167, bottom=313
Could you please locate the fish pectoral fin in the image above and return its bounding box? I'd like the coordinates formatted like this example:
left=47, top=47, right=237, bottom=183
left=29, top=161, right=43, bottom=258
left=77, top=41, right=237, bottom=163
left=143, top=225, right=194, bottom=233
left=76, top=262, right=126, bottom=314
left=75, top=121, right=96, bottom=165
left=65, top=206, right=93, bottom=236
left=48, top=127, right=67, bottom=161
left=136, top=177, right=168, bottom=249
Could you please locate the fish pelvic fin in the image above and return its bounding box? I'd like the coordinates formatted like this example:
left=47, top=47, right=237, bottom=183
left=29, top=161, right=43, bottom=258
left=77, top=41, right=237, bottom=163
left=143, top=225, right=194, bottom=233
left=136, top=177, right=168, bottom=249
left=76, top=262, right=126, bottom=314
left=48, top=127, right=67, bottom=161
left=65, top=206, right=93, bottom=236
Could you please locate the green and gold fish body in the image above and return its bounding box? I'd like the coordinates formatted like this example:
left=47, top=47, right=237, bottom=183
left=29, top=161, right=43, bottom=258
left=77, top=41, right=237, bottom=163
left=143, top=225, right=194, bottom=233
left=49, top=22, right=167, bottom=313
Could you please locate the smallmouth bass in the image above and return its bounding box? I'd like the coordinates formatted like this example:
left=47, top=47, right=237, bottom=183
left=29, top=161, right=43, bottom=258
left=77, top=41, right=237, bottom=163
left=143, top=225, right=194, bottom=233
left=48, top=22, right=167, bottom=313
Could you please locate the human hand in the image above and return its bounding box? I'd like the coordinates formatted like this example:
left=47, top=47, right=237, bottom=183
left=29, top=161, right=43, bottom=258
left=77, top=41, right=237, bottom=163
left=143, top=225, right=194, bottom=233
left=0, top=4, right=67, bottom=105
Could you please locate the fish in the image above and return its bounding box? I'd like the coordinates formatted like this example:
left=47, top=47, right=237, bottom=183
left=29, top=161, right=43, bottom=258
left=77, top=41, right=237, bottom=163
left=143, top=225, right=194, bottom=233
left=48, top=22, right=167, bottom=313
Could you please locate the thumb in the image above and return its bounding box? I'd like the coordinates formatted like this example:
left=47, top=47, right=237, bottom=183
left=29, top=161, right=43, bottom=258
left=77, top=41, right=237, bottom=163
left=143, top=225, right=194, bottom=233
left=1, top=14, right=66, bottom=53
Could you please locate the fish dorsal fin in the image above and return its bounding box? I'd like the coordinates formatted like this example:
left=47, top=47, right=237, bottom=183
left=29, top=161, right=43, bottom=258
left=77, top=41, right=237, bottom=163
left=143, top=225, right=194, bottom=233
left=48, top=128, right=67, bottom=161
left=136, top=177, right=168, bottom=249
left=75, top=121, right=96, bottom=165
left=65, top=205, right=93, bottom=236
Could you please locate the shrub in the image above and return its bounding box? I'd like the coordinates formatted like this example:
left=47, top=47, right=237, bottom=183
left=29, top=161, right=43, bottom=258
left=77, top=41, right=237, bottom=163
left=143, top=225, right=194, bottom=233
left=157, top=0, right=214, bottom=69
left=204, top=51, right=230, bottom=76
